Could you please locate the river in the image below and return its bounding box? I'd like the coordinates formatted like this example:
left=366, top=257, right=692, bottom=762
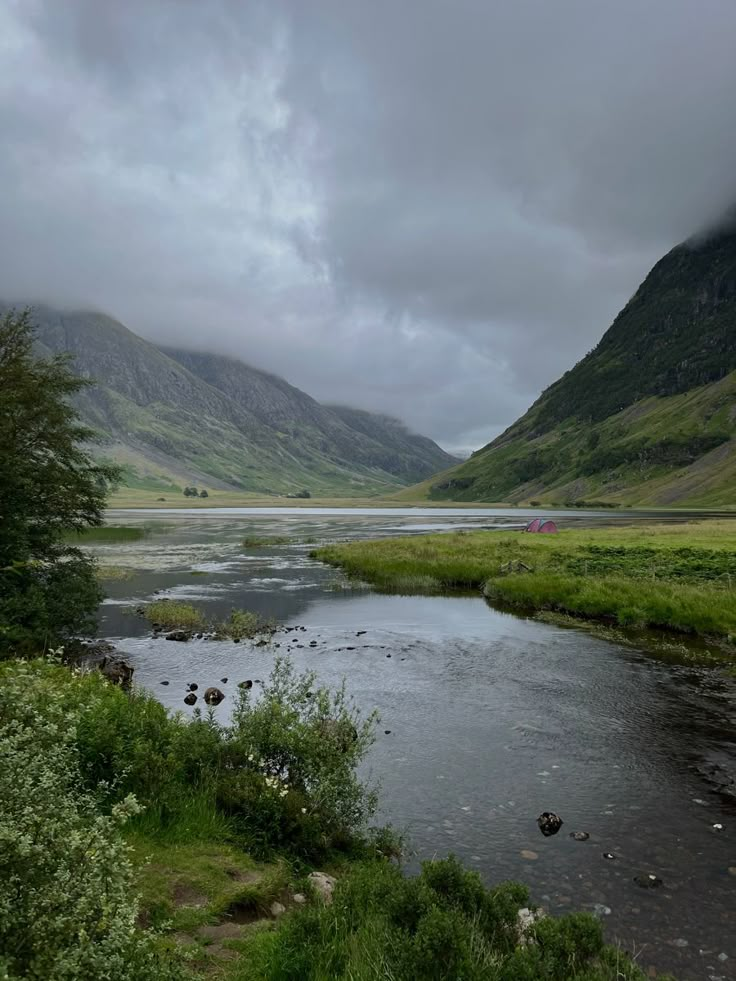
left=94, top=508, right=735, bottom=980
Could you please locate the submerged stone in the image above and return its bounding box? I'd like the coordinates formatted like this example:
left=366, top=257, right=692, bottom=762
left=204, top=687, right=225, bottom=705
left=634, top=874, right=663, bottom=889
left=570, top=831, right=590, bottom=841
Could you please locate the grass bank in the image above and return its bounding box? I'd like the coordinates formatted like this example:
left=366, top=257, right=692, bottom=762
left=313, top=520, right=736, bottom=651
left=0, top=655, right=668, bottom=980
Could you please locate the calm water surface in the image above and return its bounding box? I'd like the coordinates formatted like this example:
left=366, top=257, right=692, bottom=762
left=95, top=508, right=736, bottom=980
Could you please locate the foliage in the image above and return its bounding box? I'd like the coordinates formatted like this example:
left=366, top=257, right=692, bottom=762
left=314, top=522, right=736, bottom=647
left=221, top=657, right=378, bottom=855
left=142, top=600, right=208, bottom=632
left=141, top=601, right=272, bottom=639
left=238, top=856, right=659, bottom=981
left=0, top=309, right=120, bottom=658
left=183, top=486, right=200, bottom=497
left=0, top=656, right=379, bottom=860
left=0, top=660, right=181, bottom=980
left=216, top=609, right=273, bottom=640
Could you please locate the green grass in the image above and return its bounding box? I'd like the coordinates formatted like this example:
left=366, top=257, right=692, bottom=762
left=233, top=856, right=663, bottom=981
left=143, top=600, right=207, bottom=631
left=141, top=601, right=274, bottom=638
left=65, top=525, right=145, bottom=542
left=313, top=521, right=736, bottom=649
left=217, top=610, right=274, bottom=641
left=96, top=564, right=136, bottom=581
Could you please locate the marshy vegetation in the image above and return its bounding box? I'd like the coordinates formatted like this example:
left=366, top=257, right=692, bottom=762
left=65, top=525, right=145, bottom=543
left=314, top=521, right=736, bottom=649
left=141, top=600, right=273, bottom=639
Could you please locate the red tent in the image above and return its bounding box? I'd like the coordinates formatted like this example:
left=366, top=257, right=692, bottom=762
left=525, top=518, right=558, bottom=534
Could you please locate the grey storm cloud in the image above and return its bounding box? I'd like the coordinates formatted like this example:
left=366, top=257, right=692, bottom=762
left=1, top=0, right=735, bottom=453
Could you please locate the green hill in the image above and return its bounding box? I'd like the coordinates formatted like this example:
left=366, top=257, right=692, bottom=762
left=9, top=305, right=456, bottom=497
left=424, top=222, right=736, bottom=507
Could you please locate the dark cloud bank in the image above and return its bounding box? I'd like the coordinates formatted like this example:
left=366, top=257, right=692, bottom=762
left=1, top=0, right=735, bottom=452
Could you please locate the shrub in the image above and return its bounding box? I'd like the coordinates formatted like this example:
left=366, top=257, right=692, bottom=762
left=0, top=662, right=181, bottom=980
left=220, top=657, right=378, bottom=856
left=0, top=656, right=379, bottom=860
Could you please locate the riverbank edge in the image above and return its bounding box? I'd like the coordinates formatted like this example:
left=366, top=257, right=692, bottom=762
left=0, top=655, right=667, bottom=981
left=312, top=522, right=736, bottom=663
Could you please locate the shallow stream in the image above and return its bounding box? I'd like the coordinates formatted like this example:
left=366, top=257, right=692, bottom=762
left=95, top=508, right=736, bottom=980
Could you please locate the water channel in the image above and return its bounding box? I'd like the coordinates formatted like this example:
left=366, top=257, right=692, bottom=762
left=94, top=508, right=736, bottom=980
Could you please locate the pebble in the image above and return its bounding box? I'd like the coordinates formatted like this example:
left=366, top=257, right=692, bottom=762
left=671, top=938, right=688, bottom=948
left=160, top=680, right=169, bottom=685
left=569, top=831, right=590, bottom=841
left=591, top=904, right=611, bottom=917
left=602, top=853, right=616, bottom=861
left=384, top=730, right=391, bottom=735
left=520, top=849, right=538, bottom=860
left=292, top=893, right=306, bottom=905
left=270, top=901, right=286, bottom=918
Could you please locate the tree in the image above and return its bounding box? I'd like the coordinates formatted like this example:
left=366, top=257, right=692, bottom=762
left=0, top=309, right=120, bottom=657
left=199, top=489, right=208, bottom=498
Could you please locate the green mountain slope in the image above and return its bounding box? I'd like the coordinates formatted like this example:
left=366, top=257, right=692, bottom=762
left=425, top=223, right=736, bottom=507
left=11, top=305, right=455, bottom=496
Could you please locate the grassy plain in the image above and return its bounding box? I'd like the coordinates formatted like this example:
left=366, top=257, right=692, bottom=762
left=314, top=520, right=736, bottom=648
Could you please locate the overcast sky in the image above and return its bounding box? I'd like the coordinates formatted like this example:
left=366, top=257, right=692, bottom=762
left=1, top=1, right=735, bottom=453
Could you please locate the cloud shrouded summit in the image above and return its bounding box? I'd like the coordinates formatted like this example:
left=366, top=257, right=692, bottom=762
left=1, top=0, right=735, bottom=452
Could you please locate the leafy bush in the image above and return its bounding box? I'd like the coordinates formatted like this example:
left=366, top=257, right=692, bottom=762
left=0, top=656, right=379, bottom=859
left=0, top=662, right=181, bottom=980
left=241, top=856, right=658, bottom=981
left=219, top=657, right=378, bottom=855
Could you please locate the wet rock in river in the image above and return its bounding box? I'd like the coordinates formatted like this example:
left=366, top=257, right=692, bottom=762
left=537, top=812, right=563, bottom=837
left=602, top=852, right=616, bottom=861
left=204, top=687, right=225, bottom=705
left=634, top=874, right=663, bottom=889
left=356, top=630, right=366, bottom=636
left=184, top=692, right=197, bottom=706
left=220, top=677, right=228, bottom=684
left=238, top=680, right=253, bottom=690
left=165, top=630, right=190, bottom=642
left=160, top=680, right=169, bottom=686
left=99, top=655, right=134, bottom=689
left=188, top=683, right=198, bottom=691
left=569, top=831, right=590, bottom=841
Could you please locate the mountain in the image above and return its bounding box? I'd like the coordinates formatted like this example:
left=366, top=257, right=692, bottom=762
left=422, top=222, right=736, bottom=507
left=11, top=304, right=456, bottom=497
